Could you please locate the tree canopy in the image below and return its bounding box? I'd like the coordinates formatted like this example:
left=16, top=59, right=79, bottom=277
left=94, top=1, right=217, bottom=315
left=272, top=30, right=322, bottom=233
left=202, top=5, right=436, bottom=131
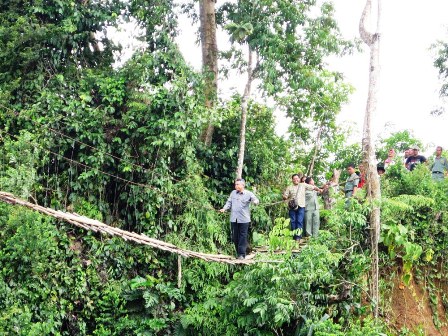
left=1, top=1, right=448, bottom=335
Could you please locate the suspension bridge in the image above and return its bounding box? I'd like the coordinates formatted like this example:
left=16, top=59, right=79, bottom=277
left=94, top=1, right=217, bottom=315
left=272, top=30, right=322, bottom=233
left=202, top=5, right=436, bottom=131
left=0, top=191, right=302, bottom=266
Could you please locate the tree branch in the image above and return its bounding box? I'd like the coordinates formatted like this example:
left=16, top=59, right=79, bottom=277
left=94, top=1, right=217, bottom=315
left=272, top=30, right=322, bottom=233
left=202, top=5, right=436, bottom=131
left=359, top=0, right=374, bottom=45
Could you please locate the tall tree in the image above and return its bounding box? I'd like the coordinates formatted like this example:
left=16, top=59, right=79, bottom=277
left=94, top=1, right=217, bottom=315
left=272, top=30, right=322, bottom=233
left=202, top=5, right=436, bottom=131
left=306, top=123, right=323, bottom=177
left=224, top=22, right=255, bottom=179
left=433, top=30, right=448, bottom=116
left=236, top=45, right=253, bottom=178
left=359, top=0, right=382, bottom=319
left=199, top=0, right=218, bottom=146
left=218, top=0, right=353, bottom=177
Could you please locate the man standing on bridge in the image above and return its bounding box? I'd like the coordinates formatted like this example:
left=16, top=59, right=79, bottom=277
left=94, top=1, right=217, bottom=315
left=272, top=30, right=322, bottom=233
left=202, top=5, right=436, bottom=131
left=220, top=178, right=259, bottom=260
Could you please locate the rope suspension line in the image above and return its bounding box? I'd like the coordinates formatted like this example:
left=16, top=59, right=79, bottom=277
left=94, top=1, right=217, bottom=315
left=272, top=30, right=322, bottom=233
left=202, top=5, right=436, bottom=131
left=0, top=129, right=219, bottom=211
left=0, top=109, right=285, bottom=205
left=0, top=127, right=293, bottom=265
left=0, top=129, right=286, bottom=211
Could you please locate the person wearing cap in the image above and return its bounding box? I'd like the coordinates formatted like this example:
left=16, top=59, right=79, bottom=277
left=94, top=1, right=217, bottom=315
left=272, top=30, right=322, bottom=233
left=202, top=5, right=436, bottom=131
left=429, top=146, right=448, bottom=181
left=405, top=147, right=427, bottom=171
left=220, top=178, right=259, bottom=259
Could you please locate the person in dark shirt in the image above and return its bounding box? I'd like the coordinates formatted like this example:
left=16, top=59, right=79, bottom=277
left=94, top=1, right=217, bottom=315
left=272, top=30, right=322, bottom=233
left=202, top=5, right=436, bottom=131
left=405, top=147, right=427, bottom=171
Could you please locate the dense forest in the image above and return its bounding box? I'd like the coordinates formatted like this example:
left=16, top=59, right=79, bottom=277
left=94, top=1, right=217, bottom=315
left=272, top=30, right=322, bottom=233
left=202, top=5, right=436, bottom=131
left=1, top=0, right=448, bottom=335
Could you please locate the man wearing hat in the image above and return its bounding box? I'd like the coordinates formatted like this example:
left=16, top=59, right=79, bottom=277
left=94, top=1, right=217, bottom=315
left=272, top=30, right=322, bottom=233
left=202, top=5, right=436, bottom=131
left=405, top=147, right=427, bottom=171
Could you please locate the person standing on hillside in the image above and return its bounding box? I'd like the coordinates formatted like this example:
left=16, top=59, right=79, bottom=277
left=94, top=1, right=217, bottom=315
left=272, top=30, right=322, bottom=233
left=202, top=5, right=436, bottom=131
left=344, top=163, right=360, bottom=199
left=283, top=174, right=303, bottom=241
left=220, top=178, right=259, bottom=260
left=304, top=177, right=320, bottom=237
left=430, top=146, right=448, bottom=181
left=384, top=148, right=395, bottom=169
left=405, top=147, right=427, bottom=171
left=322, top=170, right=340, bottom=209
left=403, top=148, right=413, bottom=167
left=357, top=163, right=366, bottom=188
left=283, top=174, right=321, bottom=242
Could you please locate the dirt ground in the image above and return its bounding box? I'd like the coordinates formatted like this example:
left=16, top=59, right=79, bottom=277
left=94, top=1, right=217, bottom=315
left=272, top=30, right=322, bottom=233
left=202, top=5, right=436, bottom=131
left=389, top=276, right=448, bottom=335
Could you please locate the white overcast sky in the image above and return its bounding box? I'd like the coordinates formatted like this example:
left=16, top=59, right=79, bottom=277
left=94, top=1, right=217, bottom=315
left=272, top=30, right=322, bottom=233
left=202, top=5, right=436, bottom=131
left=331, top=0, right=448, bottom=157
left=173, top=0, right=448, bottom=157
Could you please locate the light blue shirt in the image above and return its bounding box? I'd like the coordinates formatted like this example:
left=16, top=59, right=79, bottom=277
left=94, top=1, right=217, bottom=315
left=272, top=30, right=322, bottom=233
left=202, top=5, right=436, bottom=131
left=223, top=190, right=259, bottom=223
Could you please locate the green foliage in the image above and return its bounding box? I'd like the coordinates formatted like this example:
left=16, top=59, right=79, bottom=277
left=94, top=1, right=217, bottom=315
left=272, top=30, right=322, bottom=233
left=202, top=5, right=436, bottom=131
left=378, top=153, right=448, bottom=331
left=331, top=142, right=363, bottom=181
left=433, top=36, right=448, bottom=98
left=181, top=226, right=373, bottom=335
left=380, top=222, right=422, bottom=285
left=302, top=316, right=387, bottom=335
left=0, top=131, right=40, bottom=199
left=252, top=230, right=268, bottom=247
left=115, top=275, right=184, bottom=334
left=200, top=98, right=291, bottom=189
left=1, top=0, right=448, bottom=335
left=298, top=123, right=360, bottom=180
left=376, top=129, right=424, bottom=160
left=216, top=0, right=355, bottom=179
left=382, top=163, right=433, bottom=197
left=0, top=202, right=187, bottom=335
left=0, top=0, right=121, bottom=124
left=226, top=22, right=254, bottom=42
left=268, top=217, right=299, bottom=252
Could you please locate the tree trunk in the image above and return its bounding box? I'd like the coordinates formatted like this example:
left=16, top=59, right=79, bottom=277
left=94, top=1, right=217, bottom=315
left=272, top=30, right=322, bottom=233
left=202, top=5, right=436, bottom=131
left=359, top=0, right=382, bottom=319
left=199, top=0, right=218, bottom=146
left=322, top=169, right=340, bottom=210
left=307, top=124, right=323, bottom=177
left=236, top=46, right=253, bottom=179
left=89, top=32, right=101, bottom=53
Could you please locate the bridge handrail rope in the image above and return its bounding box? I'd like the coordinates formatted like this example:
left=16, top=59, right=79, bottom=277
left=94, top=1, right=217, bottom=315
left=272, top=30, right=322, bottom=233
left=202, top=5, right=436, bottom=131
left=0, top=191, right=287, bottom=265
left=1, top=105, right=294, bottom=203
left=0, top=104, right=228, bottom=197
left=0, top=129, right=220, bottom=211
left=0, top=129, right=287, bottom=211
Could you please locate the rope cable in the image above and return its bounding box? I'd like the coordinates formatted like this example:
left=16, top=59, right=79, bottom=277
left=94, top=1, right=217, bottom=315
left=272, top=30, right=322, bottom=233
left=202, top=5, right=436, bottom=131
left=0, top=105, right=291, bottom=206
left=0, top=129, right=290, bottom=212
left=0, top=130, right=221, bottom=213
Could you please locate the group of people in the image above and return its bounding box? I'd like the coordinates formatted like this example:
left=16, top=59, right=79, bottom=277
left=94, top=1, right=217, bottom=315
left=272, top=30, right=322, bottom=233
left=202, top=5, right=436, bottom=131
left=219, top=174, right=322, bottom=259
left=345, top=146, right=448, bottom=202
left=282, top=174, right=322, bottom=242
left=381, top=146, right=448, bottom=180
left=219, top=146, right=448, bottom=259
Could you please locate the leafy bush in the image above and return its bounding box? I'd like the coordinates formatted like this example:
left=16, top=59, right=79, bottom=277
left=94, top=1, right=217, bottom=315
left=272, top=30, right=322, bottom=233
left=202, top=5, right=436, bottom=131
left=180, top=226, right=373, bottom=335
